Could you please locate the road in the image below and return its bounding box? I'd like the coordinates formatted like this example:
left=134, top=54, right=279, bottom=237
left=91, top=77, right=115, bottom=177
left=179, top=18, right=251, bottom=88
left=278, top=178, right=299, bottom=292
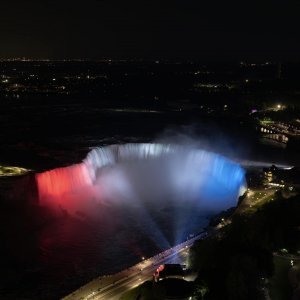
left=63, top=233, right=205, bottom=300
left=234, top=186, right=278, bottom=215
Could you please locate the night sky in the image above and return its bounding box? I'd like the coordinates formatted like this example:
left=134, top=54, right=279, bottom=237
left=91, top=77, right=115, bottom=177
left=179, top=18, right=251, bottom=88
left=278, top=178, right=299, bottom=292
left=1, top=0, right=300, bottom=61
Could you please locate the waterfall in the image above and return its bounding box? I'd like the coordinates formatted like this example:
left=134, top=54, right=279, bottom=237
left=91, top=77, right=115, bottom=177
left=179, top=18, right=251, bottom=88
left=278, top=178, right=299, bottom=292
left=36, top=143, right=246, bottom=215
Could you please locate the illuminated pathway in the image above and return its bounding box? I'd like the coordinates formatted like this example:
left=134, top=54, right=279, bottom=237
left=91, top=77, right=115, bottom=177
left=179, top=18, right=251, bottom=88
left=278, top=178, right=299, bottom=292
left=63, top=233, right=206, bottom=300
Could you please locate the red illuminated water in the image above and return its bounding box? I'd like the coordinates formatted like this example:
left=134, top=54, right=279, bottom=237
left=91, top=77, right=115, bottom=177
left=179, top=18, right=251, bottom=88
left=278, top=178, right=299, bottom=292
left=35, top=163, right=99, bottom=214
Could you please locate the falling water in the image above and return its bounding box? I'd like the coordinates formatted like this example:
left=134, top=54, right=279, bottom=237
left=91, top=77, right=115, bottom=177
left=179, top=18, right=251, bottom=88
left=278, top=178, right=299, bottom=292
left=36, top=143, right=246, bottom=215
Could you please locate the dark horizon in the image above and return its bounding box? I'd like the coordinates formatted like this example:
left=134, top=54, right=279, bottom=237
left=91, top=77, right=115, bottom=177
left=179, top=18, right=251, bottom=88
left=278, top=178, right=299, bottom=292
left=1, top=0, right=300, bottom=62
left=0, top=57, right=299, bottom=65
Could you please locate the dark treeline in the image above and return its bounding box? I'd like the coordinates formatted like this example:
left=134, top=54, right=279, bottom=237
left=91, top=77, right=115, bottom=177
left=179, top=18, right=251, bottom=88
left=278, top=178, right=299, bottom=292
left=190, top=192, right=300, bottom=300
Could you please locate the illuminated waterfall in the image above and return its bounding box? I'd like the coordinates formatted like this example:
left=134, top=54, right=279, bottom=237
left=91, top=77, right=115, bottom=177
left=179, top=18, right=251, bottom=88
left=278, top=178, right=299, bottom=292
left=36, top=143, right=246, bottom=214
left=84, top=143, right=178, bottom=181
left=36, top=163, right=94, bottom=212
